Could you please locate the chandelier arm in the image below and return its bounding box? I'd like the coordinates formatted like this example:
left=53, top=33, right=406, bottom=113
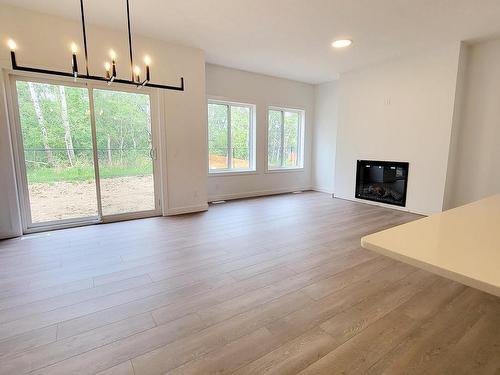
left=11, top=61, right=184, bottom=90
left=79, top=0, right=90, bottom=76
left=126, top=0, right=134, bottom=81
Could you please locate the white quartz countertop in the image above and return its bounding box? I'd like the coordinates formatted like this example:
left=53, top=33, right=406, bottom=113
left=361, top=194, right=500, bottom=297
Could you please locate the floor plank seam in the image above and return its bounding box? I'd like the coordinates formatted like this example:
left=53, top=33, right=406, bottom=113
left=0, top=217, right=394, bottom=294
left=362, top=284, right=475, bottom=374
left=236, top=268, right=423, bottom=373
left=149, top=312, right=158, bottom=327
left=305, top=281, right=469, bottom=373
left=302, top=259, right=398, bottom=302
left=55, top=322, right=60, bottom=341
left=0, top=275, right=155, bottom=326
left=0, top=272, right=234, bottom=340
left=140, top=263, right=417, bottom=373
left=0, top=246, right=386, bottom=317
left=185, top=256, right=390, bottom=330
left=8, top=316, right=157, bottom=374
left=126, top=292, right=316, bottom=373
left=0, top=275, right=145, bottom=318
left=130, top=359, right=137, bottom=375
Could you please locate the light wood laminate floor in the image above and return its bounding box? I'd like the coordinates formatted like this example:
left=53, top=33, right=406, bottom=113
left=0, top=192, right=498, bottom=375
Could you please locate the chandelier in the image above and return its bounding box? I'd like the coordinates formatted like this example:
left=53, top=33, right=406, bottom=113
left=6, top=0, right=184, bottom=91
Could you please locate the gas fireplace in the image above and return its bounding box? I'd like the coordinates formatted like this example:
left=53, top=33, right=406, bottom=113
left=355, top=160, right=409, bottom=207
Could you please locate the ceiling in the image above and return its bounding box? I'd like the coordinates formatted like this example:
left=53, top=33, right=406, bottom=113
left=2, top=0, right=500, bottom=83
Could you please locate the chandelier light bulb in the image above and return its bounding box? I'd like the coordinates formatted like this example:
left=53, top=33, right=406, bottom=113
left=71, top=42, right=78, bottom=54
left=109, top=49, right=117, bottom=61
left=104, top=62, right=112, bottom=79
left=134, top=65, right=141, bottom=75
left=144, top=56, right=151, bottom=81
left=331, top=39, right=353, bottom=48
left=7, top=39, right=17, bottom=51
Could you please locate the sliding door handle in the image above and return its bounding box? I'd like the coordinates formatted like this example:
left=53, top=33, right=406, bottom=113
left=149, top=148, right=157, bottom=160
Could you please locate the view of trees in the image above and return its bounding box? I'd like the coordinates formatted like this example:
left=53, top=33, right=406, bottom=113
left=268, top=109, right=300, bottom=168
left=207, top=103, right=301, bottom=170
left=208, top=103, right=250, bottom=169
left=17, top=81, right=300, bottom=183
left=208, top=103, right=228, bottom=168
left=283, top=111, right=300, bottom=167
left=16, top=81, right=153, bottom=184
left=268, top=110, right=282, bottom=168
left=14, top=81, right=302, bottom=221
left=230, top=106, right=251, bottom=168
left=94, top=88, right=152, bottom=170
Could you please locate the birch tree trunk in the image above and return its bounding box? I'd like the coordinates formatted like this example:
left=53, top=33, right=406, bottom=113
left=119, top=123, right=124, bottom=164
left=146, top=101, right=152, bottom=148
left=28, top=82, right=54, bottom=165
left=107, top=134, right=112, bottom=165
left=58, top=86, right=75, bottom=166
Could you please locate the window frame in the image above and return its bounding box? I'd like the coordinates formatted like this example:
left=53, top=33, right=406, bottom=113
left=266, top=106, right=305, bottom=172
left=207, top=98, right=256, bottom=174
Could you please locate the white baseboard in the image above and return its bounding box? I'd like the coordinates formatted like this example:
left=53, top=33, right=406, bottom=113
left=166, top=203, right=209, bottom=216
left=311, top=186, right=334, bottom=194
left=208, top=186, right=312, bottom=202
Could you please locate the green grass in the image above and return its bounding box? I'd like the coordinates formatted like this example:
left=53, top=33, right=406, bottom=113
left=27, top=164, right=153, bottom=184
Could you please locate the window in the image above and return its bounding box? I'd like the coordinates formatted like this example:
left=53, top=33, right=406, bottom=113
left=267, top=107, right=304, bottom=170
left=208, top=100, right=255, bottom=172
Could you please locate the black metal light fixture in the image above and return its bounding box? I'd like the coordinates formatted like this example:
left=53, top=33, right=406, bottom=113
left=6, top=0, right=184, bottom=92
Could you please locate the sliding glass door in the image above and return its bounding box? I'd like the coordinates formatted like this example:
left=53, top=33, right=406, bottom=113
left=14, top=80, right=99, bottom=225
left=11, top=76, right=160, bottom=232
left=93, top=88, right=157, bottom=217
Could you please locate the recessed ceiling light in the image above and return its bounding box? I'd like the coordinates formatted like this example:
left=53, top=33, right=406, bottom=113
left=332, top=39, right=352, bottom=48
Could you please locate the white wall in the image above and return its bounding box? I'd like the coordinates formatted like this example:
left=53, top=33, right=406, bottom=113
left=312, top=82, right=338, bottom=194
left=334, top=43, right=462, bottom=215
left=0, top=4, right=208, bottom=238
left=444, top=39, right=500, bottom=208
left=0, top=73, right=21, bottom=238
left=205, top=64, right=314, bottom=201
left=443, top=43, right=469, bottom=210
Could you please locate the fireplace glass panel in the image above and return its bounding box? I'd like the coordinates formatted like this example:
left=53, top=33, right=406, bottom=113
left=355, top=160, right=409, bottom=207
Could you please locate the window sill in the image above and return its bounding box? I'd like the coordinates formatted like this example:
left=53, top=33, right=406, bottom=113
left=208, top=170, right=258, bottom=177
left=265, top=167, right=305, bottom=174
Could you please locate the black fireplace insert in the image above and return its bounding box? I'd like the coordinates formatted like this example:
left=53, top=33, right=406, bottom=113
left=355, top=160, right=409, bottom=207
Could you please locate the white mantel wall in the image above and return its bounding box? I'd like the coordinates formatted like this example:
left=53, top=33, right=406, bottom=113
left=332, top=43, right=462, bottom=215
left=312, top=81, right=338, bottom=194
left=0, top=4, right=208, bottom=238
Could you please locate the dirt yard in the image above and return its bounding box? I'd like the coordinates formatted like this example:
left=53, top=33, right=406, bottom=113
left=28, top=175, right=155, bottom=223
left=209, top=154, right=248, bottom=169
